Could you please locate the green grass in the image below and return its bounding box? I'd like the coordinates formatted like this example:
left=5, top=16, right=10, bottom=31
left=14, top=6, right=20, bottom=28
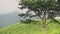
left=0, top=19, right=60, bottom=34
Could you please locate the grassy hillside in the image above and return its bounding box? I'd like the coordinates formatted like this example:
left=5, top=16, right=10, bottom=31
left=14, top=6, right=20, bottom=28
left=0, top=19, right=60, bottom=34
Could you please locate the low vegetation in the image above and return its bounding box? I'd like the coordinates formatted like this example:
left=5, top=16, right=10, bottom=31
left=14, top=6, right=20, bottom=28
left=0, top=19, right=60, bottom=34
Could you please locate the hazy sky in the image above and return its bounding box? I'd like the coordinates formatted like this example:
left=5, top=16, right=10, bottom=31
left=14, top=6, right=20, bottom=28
left=0, top=0, right=18, bottom=15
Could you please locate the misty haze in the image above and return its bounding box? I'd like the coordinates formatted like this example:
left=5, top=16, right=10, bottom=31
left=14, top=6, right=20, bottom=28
left=0, top=11, right=21, bottom=28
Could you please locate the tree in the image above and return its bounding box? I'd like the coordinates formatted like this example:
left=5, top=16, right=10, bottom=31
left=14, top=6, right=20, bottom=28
left=18, top=0, right=60, bottom=32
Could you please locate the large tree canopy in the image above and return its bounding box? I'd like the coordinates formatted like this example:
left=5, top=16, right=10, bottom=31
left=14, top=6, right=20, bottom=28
left=18, top=0, right=60, bottom=19
left=18, top=0, right=60, bottom=31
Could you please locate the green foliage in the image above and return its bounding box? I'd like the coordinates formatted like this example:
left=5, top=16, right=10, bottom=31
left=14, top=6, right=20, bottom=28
left=18, top=0, right=60, bottom=23
left=18, top=0, right=60, bottom=32
left=20, top=19, right=40, bottom=24
left=18, top=13, right=26, bottom=17
left=0, top=20, right=60, bottom=34
left=19, top=0, right=57, bottom=10
left=19, top=0, right=60, bottom=19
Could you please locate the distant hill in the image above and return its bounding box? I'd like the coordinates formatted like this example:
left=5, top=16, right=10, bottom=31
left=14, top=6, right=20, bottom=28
left=0, top=11, right=21, bottom=28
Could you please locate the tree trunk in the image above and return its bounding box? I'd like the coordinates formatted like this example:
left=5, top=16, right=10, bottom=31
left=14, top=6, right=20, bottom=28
left=43, top=10, right=47, bottom=32
left=43, top=17, right=46, bottom=32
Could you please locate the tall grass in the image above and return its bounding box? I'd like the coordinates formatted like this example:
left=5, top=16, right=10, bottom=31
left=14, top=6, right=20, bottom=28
left=0, top=19, right=60, bottom=34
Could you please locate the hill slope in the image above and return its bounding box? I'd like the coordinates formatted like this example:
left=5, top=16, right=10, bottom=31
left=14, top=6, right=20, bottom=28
left=0, top=20, right=60, bottom=34
left=0, top=11, right=20, bottom=28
